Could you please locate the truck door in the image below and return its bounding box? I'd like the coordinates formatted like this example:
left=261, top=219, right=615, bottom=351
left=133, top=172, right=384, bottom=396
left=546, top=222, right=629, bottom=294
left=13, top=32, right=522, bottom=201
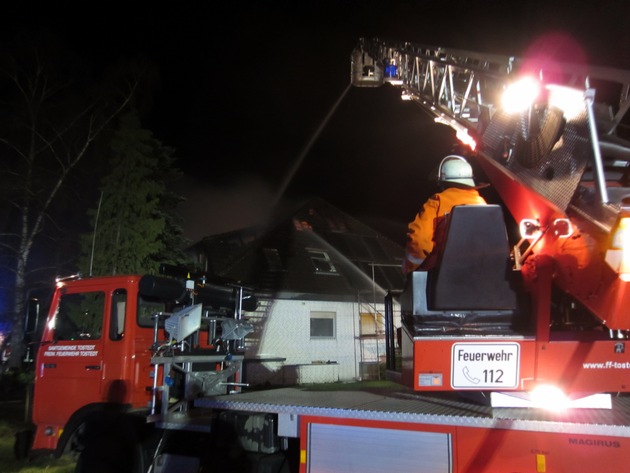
left=34, top=284, right=130, bottom=427
left=36, top=288, right=107, bottom=427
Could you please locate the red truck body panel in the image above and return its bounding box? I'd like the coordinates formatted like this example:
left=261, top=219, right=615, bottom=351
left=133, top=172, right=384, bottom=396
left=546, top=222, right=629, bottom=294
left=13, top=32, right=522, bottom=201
left=31, top=275, right=155, bottom=452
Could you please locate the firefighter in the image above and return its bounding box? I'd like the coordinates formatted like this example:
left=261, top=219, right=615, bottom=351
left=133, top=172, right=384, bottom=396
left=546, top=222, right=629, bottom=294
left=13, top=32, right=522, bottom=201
left=403, top=155, right=487, bottom=273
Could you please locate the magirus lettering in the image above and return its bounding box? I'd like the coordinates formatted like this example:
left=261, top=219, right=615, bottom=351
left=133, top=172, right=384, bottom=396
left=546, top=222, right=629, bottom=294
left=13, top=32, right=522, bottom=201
left=568, top=438, right=621, bottom=448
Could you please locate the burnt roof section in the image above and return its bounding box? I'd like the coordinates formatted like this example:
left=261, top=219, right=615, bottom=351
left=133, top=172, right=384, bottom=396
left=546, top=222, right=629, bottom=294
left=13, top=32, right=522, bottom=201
left=191, top=198, right=405, bottom=301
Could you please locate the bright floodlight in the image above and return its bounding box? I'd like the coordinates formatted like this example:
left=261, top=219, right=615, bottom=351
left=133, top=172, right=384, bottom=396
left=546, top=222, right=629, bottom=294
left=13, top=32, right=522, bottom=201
left=519, top=219, right=542, bottom=240
left=547, top=85, right=584, bottom=121
left=530, top=385, right=569, bottom=411
left=502, top=77, right=541, bottom=114
left=611, top=218, right=630, bottom=250
left=612, top=217, right=630, bottom=281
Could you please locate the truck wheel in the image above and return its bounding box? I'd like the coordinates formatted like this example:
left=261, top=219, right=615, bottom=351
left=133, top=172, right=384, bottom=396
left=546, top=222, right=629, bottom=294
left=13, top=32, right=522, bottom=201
left=74, top=416, right=147, bottom=473
left=75, top=433, right=135, bottom=473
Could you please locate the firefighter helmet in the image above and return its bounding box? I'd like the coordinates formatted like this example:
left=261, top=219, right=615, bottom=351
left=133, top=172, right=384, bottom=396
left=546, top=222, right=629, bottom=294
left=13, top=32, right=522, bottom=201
left=437, top=155, right=475, bottom=187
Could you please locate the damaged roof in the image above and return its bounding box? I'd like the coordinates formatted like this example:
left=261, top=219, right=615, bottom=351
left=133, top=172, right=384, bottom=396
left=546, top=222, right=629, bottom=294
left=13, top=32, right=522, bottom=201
left=191, top=198, right=405, bottom=301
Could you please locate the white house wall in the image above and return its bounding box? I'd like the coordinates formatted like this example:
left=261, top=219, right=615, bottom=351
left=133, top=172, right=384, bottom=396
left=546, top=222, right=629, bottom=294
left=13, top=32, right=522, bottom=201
left=243, top=298, right=401, bottom=386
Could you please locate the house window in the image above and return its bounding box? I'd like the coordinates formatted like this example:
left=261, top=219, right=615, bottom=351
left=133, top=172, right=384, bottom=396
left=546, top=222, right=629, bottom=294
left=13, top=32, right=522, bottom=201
left=307, top=249, right=338, bottom=275
left=360, top=312, right=383, bottom=336
left=310, top=311, right=336, bottom=339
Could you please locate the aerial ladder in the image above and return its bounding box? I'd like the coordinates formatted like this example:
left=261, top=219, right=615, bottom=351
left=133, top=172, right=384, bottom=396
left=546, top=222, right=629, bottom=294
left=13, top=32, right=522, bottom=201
left=352, top=37, right=630, bottom=406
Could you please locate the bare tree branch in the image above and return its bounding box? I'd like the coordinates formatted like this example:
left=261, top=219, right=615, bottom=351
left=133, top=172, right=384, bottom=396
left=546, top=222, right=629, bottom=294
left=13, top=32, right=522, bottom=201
left=0, top=42, right=140, bottom=369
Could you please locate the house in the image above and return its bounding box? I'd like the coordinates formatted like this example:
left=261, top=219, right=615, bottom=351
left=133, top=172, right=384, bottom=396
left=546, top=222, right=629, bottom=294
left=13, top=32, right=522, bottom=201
left=190, top=198, right=406, bottom=385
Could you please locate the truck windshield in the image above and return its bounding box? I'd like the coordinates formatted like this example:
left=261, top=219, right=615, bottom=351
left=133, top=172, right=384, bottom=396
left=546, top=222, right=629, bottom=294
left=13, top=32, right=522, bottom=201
left=54, top=291, right=105, bottom=341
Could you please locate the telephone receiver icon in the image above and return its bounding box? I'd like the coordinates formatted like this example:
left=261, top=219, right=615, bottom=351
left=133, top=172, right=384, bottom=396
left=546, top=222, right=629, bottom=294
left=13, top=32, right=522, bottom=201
left=463, top=366, right=480, bottom=384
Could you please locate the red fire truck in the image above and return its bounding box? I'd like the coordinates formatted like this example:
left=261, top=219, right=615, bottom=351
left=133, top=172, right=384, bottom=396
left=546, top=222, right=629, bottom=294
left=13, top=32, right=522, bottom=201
left=17, top=39, right=630, bottom=472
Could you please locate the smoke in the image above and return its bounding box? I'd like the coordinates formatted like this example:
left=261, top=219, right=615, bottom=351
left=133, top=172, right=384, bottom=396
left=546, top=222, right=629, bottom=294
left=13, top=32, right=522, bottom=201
left=172, top=175, right=276, bottom=243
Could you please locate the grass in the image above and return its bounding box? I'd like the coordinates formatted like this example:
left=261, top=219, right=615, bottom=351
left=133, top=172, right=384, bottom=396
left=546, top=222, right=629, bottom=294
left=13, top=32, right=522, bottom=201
left=0, top=396, right=76, bottom=473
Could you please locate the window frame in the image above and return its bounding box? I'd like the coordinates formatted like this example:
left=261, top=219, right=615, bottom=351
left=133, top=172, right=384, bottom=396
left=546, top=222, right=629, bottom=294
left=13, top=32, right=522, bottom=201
left=307, top=249, right=338, bottom=275
left=310, top=311, right=336, bottom=339
left=359, top=312, right=384, bottom=337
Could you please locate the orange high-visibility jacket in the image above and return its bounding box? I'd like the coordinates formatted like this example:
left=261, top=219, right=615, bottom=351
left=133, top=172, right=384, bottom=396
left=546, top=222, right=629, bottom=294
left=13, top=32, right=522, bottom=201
left=403, top=187, right=487, bottom=273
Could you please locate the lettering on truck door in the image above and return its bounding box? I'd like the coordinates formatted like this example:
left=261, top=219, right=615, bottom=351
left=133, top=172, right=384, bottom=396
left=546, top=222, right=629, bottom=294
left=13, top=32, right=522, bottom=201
left=37, top=290, right=106, bottom=426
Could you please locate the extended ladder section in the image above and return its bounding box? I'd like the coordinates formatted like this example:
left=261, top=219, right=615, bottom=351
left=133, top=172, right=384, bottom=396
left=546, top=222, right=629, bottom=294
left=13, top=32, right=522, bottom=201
left=351, top=37, right=630, bottom=144
left=352, top=38, right=630, bottom=223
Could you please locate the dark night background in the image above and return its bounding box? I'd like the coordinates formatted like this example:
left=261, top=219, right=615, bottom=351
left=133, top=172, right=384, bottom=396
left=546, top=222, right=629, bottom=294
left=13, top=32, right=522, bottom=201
left=3, top=0, right=630, bottom=246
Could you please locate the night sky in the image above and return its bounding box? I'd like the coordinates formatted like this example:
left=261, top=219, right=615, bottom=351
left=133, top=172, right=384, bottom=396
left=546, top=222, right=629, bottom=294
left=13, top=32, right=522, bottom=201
left=4, top=1, right=630, bottom=246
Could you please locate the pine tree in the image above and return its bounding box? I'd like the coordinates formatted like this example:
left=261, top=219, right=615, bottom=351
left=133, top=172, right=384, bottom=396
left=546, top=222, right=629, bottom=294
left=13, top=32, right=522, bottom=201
left=82, top=109, right=189, bottom=276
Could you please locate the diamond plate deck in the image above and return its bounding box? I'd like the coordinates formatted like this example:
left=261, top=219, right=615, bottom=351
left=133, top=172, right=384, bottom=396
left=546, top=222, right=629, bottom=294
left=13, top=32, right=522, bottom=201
left=196, top=386, right=630, bottom=437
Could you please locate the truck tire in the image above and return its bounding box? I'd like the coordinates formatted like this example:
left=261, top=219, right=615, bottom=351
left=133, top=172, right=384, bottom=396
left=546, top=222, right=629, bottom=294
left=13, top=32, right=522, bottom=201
left=75, top=432, right=135, bottom=473
left=74, top=415, right=148, bottom=473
